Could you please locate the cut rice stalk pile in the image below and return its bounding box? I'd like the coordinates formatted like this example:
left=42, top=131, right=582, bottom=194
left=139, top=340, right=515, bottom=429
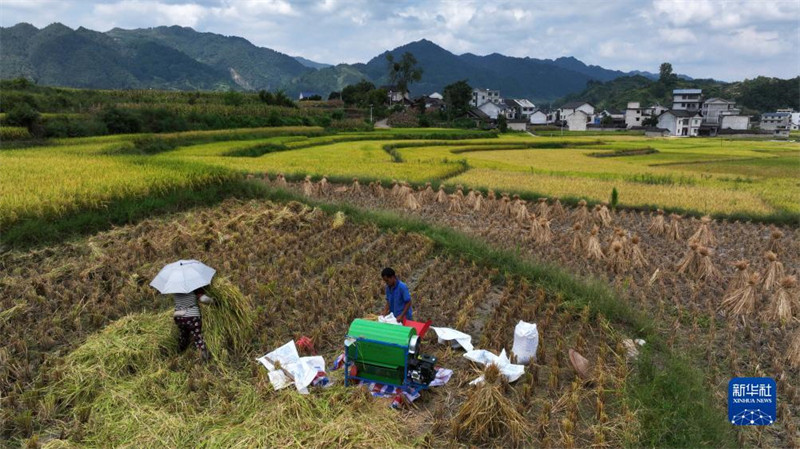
left=41, top=311, right=421, bottom=449
left=204, top=277, right=256, bottom=361
left=451, top=364, right=529, bottom=447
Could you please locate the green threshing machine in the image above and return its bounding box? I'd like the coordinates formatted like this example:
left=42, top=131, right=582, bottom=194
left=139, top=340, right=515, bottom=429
left=344, top=319, right=437, bottom=389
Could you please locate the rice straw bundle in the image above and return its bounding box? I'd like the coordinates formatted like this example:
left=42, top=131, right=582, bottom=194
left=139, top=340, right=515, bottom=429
left=423, top=182, right=434, bottom=202
left=473, top=191, right=484, bottom=212
left=598, top=203, right=613, bottom=227
left=677, top=243, right=700, bottom=275
left=789, top=329, right=800, bottom=369
left=688, top=216, right=716, bottom=247
left=720, top=273, right=760, bottom=316
left=262, top=172, right=270, bottom=183
left=586, top=226, right=605, bottom=260
left=551, top=198, right=566, bottom=219
left=537, top=217, right=552, bottom=243
left=466, top=189, right=477, bottom=207
left=448, top=194, right=463, bottom=213
left=351, top=178, right=361, bottom=194
left=456, top=185, right=465, bottom=200
left=317, top=176, right=330, bottom=195
left=204, top=277, right=256, bottom=360
left=390, top=180, right=400, bottom=196
left=571, top=224, right=584, bottom=252
left=573, top=200, right=590, bottom=227
left=301, top=176, right=313, bottom=196
left=765, top=276, right=798, bottom=324
left=728, top=260, right=752, bottom=292
left=536, top=198, right=549, bottom=219
left=767, top=229, right=784, bottom=253
left=529, top=214, right=542, bottom=240
left=451, top=364, right=528, bottom=446
left=435, top=185, right=448, bottom=203
left=500, top=194, right=512, bottom=217
left=630, top=235, right=648, bottom=268
left=404, top=189, right=421, bottom=210
left=606, top=241, right=628, bottom=273
left=514, top=200, right=529, bottom=225
left=667, top=214, right=682, bottom=240
left=695, top=246, right=720, bottom=281
left=276, top=173, right=288, bottom=188
left=488, top=190, right=496, bottom=201
left=648, top=209, right=666, bottom=235
left=762, top=251, right=785, bottom=291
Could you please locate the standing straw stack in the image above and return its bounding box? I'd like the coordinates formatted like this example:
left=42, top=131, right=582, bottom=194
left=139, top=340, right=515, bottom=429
left=762, top=251, right=785, bottom=291
left=648, top=209, right=666, bottom=235
left=688, top=216, right=716, bottom=247
left=667, top=214, right=682, bottom=240
left=451, top=364, right=528, bottom=447
left=720, top=273, right=760, bottom=317
left=765, top=276, right=797, bottom=324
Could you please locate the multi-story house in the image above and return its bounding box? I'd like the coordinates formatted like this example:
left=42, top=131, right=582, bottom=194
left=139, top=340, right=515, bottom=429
left=672, top=89, right=703, bottom=112
left=760, top=112, right=791, bottom=130
left=657, top=110, right=702, bottom=136
left=471, top=88, right=501, bottom=108
left=702, top=98, right=741, bottom=124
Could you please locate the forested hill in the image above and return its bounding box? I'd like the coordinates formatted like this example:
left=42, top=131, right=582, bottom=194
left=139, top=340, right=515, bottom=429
left=556, top=74, right=799, bottom=113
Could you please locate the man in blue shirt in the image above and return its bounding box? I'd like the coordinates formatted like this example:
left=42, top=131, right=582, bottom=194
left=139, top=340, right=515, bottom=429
left=381, top=267, right=412, bottom=322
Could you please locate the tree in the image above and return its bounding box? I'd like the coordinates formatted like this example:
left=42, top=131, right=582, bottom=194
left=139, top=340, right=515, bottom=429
left=600, top=114, right=614, bottom=126
left=386, top=52, right=423, bottom=95
left=443, top=80, right=472, bottom=119
left=341, top=80, right=375, bottom=106
left=6, top=103, right=41, bottom=130
left=497, top=114, right=508, bottom=133
left=659, top=62, right=678, bottom=87
left=328, top=91, right=341, bottom=101
left=642, top=115, right=659, bottom=127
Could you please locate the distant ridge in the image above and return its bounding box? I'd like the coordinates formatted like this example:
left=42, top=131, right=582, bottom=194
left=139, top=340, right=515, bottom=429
left=0, top=23, right=704, bottom=101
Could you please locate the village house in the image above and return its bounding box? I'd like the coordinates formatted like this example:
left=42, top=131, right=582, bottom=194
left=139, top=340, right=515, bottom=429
left=657, top=110, right=702, bottom=136
left=471, top=88, right=502, bottom=107
left=529, top=110, right=548, bottom=125
left=760, top=112, right=791, bottom=131
left=381, top=85, right=411, bottom=104
left=672, top=89, right=703, bottom=112
left=503, top=98, right=536, bottom=119
left=565, top=110, right=590, bottom=131
left=476, top=101, right=512, bottom=120
left=701, top=98, right=741, bottom=124
left=558, top=101, right=595, bottom=122
left=624, top=102, right=644, bottom=128
left=507, top=119, right=529, bottom=131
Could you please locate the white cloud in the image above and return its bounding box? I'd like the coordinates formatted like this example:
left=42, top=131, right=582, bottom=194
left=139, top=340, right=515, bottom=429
left=0, top=0, right=797, bottom=80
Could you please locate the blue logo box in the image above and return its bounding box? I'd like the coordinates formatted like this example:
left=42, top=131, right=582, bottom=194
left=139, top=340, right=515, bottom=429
left=728, top=377, right=776, bottom=426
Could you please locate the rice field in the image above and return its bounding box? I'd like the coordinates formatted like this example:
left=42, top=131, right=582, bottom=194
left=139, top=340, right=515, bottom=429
left=3, top=129, right=796, bottom=238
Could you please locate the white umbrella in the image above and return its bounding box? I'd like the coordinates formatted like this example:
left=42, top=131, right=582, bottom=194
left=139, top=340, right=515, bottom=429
left=150, top=260, right=216, bottom=294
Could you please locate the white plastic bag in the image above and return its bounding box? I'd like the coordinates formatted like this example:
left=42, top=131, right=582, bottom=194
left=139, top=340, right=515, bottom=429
left=463, top=348, right=525, bottom=383
left=511, top=320, right=539, bottom=364
left=431, top=326, right=474, bottom=351
left=378, top=312, right=401, bottom=324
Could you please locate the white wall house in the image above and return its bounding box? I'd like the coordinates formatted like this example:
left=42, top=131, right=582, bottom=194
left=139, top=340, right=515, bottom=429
left=471, top=88, right=501, bottom=107
left=760, top=112, right=791, bottom=130
left=559, top=102, right=595, bottom=121
left=720, top=115, right=750, bottom=130
left=625, top=102, right=643, bottom=128
left=657, top=110, right=702, bottom=136
left=529, top=110, right=548, bottom=125
left=672, top=89, right=702, bottom=112
left=507, top=120, right=528, bottom=131
left=702, top=98, right=741, bottom=124
left=565, top=111, right=590, bottom=131
left=428, top=92, right=443, bottom=100
left=790, top=112, right=800, bottom=130
left=477, top=101, right=510, bottom=120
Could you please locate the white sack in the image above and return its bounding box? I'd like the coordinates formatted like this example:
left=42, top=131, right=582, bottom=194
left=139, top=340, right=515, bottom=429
left=431, top=326, right=474, bottom=351
left=511, top=320, right=539, bottom=364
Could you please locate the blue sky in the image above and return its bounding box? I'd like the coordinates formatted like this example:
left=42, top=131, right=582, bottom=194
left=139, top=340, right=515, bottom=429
left=2, top=0, right=798, bottom=81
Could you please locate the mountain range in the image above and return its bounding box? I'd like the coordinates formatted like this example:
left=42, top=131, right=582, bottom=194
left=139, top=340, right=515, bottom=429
left=3, top=23, right=679, bottom=101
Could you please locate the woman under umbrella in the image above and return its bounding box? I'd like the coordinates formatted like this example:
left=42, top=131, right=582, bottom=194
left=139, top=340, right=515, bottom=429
left=150, top=260, right=216, bottom=362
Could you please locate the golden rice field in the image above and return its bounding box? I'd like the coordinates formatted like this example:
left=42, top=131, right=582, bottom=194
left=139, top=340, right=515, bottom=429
left=2, top=127, right=799, bottom=234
